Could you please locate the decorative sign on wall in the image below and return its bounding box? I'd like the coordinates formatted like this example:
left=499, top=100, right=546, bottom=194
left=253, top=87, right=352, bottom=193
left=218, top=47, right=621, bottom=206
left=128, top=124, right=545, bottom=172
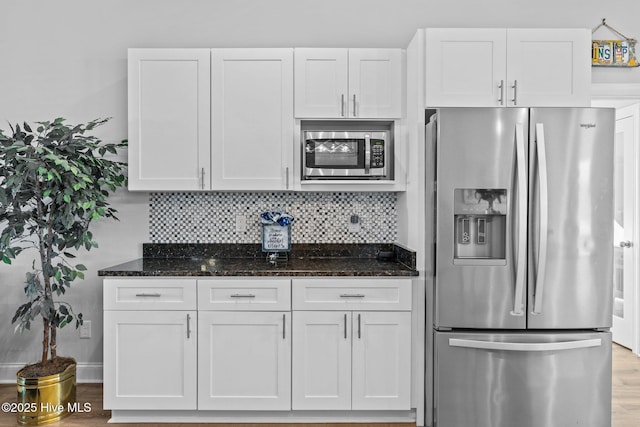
left=592, top=19, right=639, bottom=67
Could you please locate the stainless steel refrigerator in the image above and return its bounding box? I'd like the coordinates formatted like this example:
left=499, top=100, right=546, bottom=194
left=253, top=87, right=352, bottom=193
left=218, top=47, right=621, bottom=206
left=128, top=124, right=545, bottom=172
left=427, top=108, right=614, bottom=427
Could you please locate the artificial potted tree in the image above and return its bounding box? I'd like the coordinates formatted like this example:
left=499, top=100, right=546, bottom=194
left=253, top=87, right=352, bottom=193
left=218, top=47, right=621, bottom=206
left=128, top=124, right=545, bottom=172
left=0, top=118, right=127, bottom=425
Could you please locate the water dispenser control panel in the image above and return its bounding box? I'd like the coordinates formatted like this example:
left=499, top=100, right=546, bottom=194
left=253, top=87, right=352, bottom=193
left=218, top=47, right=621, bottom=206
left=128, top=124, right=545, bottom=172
left=453, top=188, right=507, bottom=265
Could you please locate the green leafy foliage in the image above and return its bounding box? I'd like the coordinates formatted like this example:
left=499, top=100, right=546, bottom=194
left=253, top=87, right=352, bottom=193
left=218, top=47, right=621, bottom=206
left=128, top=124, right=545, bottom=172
left=0, top=118, right=127, bottom=363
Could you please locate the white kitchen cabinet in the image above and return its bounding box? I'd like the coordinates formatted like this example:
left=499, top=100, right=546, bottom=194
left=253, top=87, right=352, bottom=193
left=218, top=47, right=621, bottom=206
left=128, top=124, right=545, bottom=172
left=103, top=276, right=415, bottom=421
left=351, top=311, right=412, bottom=410
left=198, top=311, right=291, bottom=410
left=128, top=49, right=211, bottom=190
left=103, top=279, right=198, bottom=410
left=291, top=278, right=412, bottom=411
left=128, top=48, right=292, bottom=191
left=425, top=28, right=590, bottom=107
left=292, top=311, right=352, bottom=410
left=294, top=48, right=402, bottom=118
left=292, top=311, right=411, bottom=410
left=211, top=49, right=293, bottom=190
left=103, top=310, right=197, bottom=410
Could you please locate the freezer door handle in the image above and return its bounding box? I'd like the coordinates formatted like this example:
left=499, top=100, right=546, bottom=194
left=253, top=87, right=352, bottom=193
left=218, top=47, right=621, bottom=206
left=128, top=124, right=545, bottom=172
left=533, top=123, right=549, bottom=315
left=511, top=122, right=527, bottom=316
left=449, top=338, right=602, bottom=352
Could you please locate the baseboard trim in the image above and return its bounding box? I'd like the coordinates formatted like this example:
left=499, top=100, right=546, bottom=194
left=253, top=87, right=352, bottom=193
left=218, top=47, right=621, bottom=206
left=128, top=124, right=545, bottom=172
left=0, top=363, right=102, bottom=384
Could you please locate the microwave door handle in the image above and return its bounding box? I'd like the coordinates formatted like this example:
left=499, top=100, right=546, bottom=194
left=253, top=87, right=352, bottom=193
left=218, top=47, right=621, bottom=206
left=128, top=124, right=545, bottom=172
left=364, top=134, right=371, bottom=174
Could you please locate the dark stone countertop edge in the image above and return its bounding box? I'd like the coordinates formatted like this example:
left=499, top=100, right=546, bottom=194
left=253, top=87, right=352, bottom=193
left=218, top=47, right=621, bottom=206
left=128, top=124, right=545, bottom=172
left=98, top=270, right=419, bottom=277
left=98, top=243, right=418, bottom=277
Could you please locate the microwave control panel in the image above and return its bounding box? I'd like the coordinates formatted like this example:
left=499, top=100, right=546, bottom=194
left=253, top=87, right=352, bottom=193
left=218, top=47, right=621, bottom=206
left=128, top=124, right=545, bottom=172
left=371, top=140, right=385, bottom=168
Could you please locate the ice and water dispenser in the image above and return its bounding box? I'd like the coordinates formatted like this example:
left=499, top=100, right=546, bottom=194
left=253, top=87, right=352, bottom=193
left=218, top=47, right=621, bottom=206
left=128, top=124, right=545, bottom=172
left=453, top=189, right=507, bottom=264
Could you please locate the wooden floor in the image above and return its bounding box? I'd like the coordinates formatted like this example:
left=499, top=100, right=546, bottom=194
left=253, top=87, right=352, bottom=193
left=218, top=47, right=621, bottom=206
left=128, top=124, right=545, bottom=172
left=0, top=343, right=638, bottom=426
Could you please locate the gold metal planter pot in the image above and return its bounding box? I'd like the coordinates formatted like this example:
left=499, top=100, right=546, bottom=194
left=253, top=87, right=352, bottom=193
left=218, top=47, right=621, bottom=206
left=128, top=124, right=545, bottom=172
left=16, top=363, right=76, bottom=426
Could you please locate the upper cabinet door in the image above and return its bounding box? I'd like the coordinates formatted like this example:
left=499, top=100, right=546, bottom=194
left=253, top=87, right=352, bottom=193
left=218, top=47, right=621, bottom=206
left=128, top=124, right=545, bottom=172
left=128, top=49, right=211, bottom=191
left=348, top=49, right=402, bottom=118
left=425, top=29, right=507, bottom=107
left=425, top=28, right=591, bottom=108
left=506, top=29, right=591, bottom=107
left=294, top=48, right=348, bottom=118
left=211, top=49, right=293, bottom=190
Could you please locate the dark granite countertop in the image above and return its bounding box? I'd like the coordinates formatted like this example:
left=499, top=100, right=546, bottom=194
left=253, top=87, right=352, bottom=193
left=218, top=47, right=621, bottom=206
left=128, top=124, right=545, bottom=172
left=98, top=243, right=418, bottom=277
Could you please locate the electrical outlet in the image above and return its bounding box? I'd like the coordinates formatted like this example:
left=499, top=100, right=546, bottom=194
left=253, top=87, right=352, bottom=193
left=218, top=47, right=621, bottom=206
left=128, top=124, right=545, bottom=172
left=235, top=215, right=247, bottom=233
left=348, top=214, right=361, bottom=233
left=79, top=320, right=91, bottom=339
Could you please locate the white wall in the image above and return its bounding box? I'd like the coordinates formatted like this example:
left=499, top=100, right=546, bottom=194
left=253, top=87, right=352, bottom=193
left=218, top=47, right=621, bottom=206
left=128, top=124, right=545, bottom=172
left=1, top=0, right=639, bottom=379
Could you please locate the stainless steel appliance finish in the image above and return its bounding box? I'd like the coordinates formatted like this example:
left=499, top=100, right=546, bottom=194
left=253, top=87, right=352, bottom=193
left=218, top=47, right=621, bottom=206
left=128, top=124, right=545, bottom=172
left=302, top=130, right=390, bottom=179
left=428, top=107, right=615, bottom=427
left=434, top=331, right=612, bottom=427
left=433, top=107, right=614, bottom=330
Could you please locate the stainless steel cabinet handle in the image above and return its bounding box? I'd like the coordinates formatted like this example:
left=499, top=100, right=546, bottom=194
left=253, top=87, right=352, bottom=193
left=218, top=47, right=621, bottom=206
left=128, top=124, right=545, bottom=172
left=533, top=123, right=549, bottom=315
left=511, top=123, right=527, bottom=316
left=344, top=313, right=347, bottom=339
left=511, top=80, right=518, bottom=105
left=620, top=240, right=633, bottom=248
left=340, top=294, right=365, bottom=298
left=135, top=293, right=161, bottom=297
left=230, top=294, right=256, bottom=298
left=341, top=94, right=345, bottom=117
left=352, top=94, right=357, bottom=117
left=357, top=313, right=361, bottom=339
left=498, top=80, right=504, bottom=106
left=449, top=338, right=602, bottom=352
left=187, top=314, right=191, bottom=339
left=283, top=313, right=286, bottom=340
left=201, top=167, right=205, bottom=189
left=285, top=167, right=289, bottom=189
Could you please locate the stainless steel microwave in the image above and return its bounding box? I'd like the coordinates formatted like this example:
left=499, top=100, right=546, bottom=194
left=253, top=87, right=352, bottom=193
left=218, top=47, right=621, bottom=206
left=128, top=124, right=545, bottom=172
left=302, top=130, right=391, bottom=180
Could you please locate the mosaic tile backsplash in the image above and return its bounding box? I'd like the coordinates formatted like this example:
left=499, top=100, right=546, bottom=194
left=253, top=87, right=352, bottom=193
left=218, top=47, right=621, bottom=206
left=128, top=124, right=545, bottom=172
left=150, top=192, right=397, bottom=244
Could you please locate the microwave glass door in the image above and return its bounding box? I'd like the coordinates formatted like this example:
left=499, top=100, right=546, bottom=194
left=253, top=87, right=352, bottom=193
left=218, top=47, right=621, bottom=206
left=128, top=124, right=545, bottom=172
left=305, top=139, right=364, bottom=169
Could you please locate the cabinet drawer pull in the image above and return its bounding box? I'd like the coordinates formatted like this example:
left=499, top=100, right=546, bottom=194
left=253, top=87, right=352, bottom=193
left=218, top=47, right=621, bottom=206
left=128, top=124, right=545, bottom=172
left=340, top=294, right=365, bottom=298
left=230, top=294, right=256, bottom=298
left=135, top=293, right=161, bottom=297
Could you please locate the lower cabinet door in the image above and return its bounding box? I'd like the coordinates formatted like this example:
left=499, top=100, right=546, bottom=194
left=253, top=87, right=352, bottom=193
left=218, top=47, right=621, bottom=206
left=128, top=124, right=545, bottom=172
left=198, top=311, right=291, bottom=410
left=103, top=310, right=197, bottom=410
left=292, top=311, right=352, bottom=410
left=351, top=311, right=412, bottom=410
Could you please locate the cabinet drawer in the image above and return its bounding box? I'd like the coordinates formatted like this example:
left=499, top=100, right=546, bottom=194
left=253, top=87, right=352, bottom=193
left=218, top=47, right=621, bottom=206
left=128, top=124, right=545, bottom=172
left=103, top=279, right=197, bottom=310
left=292, top=278, right=411, bottom=311
left=198, top=279, right=291, bottom=311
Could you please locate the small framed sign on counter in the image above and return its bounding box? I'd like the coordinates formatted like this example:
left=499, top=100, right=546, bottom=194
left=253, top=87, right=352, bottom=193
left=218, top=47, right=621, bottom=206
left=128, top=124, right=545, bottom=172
left=262, top=224, right=292, bottom=252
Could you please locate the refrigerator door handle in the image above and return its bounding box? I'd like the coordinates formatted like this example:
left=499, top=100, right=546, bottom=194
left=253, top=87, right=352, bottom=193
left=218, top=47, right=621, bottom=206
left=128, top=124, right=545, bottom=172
left=449, top=338, right=602, bottom=352
left=511, top=122, right=527, bottom=316
left=533, top=123, right=549, bottom=315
